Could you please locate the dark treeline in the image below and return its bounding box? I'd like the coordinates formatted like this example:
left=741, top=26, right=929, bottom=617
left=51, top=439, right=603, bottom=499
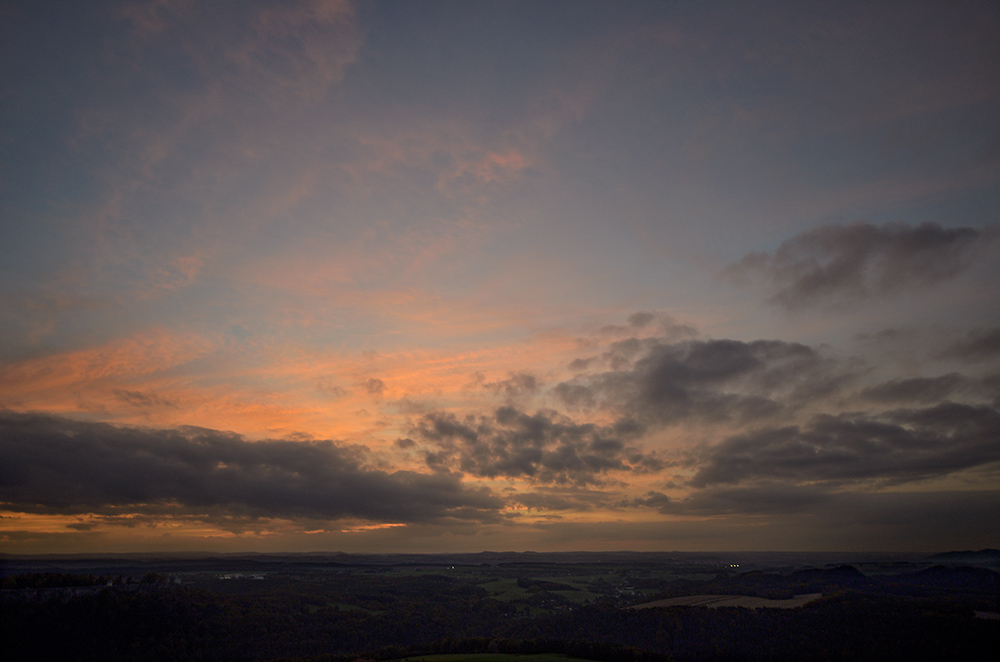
left=1, top=572, right=112, bottom=589
left=1, top=571, right=169, bottom=589
left=2, top=564, right=998, bottom=661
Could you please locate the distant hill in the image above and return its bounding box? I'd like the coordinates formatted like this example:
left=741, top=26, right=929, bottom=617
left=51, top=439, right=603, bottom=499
left=927, top=549, right=1000, bottom=566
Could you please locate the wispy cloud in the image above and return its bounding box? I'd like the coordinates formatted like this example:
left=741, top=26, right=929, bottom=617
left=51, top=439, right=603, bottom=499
left=0, top=329, right=212, bottom=397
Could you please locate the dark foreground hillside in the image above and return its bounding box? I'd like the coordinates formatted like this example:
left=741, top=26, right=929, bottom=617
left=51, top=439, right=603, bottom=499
left=2, top=554, right=997, bottom=661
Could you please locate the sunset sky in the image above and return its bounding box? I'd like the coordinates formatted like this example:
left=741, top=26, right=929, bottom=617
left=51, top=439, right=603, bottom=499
left=2, top=0, right=999, bottom=555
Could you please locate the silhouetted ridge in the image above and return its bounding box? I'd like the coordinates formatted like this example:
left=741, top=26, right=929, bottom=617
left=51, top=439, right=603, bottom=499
left=928, top=549, right=1000, bottom=565
left=893, top=565, right=1000, bottom=591
left=790, top=565, right=866, bottom=582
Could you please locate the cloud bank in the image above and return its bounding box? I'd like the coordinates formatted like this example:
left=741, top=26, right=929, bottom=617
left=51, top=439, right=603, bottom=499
left=690, top=404, right=1000, bottom=488
left=0, top=411, right=501, bottom=523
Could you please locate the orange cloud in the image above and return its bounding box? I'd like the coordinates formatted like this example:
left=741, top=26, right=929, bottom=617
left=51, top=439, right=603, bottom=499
left=0, top=313, right=585, bottom=446
left=0, top=329, right=221, bottom=434
left=0, top=328, right=212, bottom=397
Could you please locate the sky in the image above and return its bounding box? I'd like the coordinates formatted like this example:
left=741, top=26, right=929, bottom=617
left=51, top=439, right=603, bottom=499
left=1, top=0, right=999, bottom=555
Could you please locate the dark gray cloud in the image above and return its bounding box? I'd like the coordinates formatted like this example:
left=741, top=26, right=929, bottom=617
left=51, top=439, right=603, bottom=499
left=651, top=484, right=831, bottom=516
left=857, top=373, right=970, bottom=404
left=555, top=338, right=846, bottom=426
left=412, top=406, right=660, bottom=485
left=855, top=328, right=905, bottom=344
left=482, top=372, right=541, bottom=399
left=940, top=327, right=1000, bottom=361
left=595, top=313, right=698, bottom=342
left=690, top=403, right=1000, bottom=488
left=613, top=481, right=1000, bottom=554
left=627, top=311, right=656, bottom=328
left=613, top=488, right=1000, bottom=550
left=619, top=490, right=673, bottom=511
left=113, top=389, right=177, bottom=409
left=511, top=486, right=617, bottom=512
left=569, top=314, right=698, bottom=373
left=0, top=411, right=502, bottom=523
left=727, top=221, right=984, bottom=309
